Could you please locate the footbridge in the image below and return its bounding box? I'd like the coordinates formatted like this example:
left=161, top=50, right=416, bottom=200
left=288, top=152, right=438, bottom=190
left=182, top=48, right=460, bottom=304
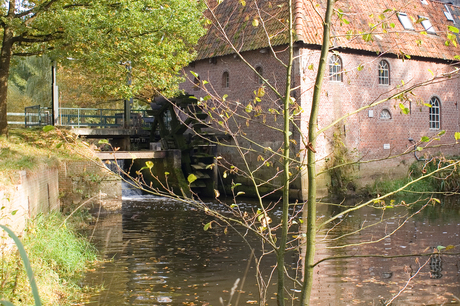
left=7, top=97, right=218, bottom=196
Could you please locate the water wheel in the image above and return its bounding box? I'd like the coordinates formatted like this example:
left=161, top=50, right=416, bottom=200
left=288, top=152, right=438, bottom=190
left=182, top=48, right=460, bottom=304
left=148, top=95, right=217, bottom=196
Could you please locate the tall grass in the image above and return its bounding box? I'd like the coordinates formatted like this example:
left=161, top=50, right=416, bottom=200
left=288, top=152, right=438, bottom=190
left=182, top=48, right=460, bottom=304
left=1, top=212, right=97, bottom=305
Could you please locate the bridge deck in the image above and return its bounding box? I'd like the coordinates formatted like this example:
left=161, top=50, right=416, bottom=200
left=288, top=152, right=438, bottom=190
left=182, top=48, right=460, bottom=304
left=96, top=151, right=166, bottom=160
left=72, top=128, right=149, bottom=137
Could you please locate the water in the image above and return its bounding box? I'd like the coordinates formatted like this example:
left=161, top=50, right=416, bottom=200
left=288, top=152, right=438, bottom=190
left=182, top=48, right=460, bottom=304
left=81, top=196, right=460, bottom=305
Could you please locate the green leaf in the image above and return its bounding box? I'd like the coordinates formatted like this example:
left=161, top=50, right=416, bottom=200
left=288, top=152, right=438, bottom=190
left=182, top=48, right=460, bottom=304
left=236, top=191, right=245, bottom=196
left=399, top=103, right=409, bottom=115
left=421, top=136, right=430, bottom=142
left=98, top=139, right=109, bottom=144
left=308, top=64, right=314, bottom=70
left=190, top=71, right=198, bottom=78
left=231, top=183, right=242, bottom=190
left=416, top=146, right=423, bottom=151
left=164, top=171, right=170, bottom=176
left=437, top=130, right=446, bottom=136
left=203, top=222, right=212, bottom=231
left=56, top=143, right=63, bottom=149
left=252, top=19, right=259, bottom=27
left=448, top=25, right=459, bottom=33
left=230, top=204, right=238, bottom=209
left=455, top=132, right=460, bottom=141
left=42, top=125, right=55, bottom=132
left=357, top=64, right=364, bottom=71
left=437, top=245, right=446, bottom=251
left=187, top=174, right=197, bottom=184
left=11, top=210, right=18, bottom=216
left=145, top=161, right=154, bottom=169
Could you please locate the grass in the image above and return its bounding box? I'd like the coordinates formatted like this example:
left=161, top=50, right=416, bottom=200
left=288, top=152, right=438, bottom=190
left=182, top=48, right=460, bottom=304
left=0, top=212, right=97, bottom=305
left=371, top=156, right=460, bottom=195
left=0, top=128, right=96, bottom=186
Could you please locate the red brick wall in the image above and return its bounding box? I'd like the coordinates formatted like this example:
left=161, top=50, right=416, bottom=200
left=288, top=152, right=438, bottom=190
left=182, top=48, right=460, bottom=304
left=181, top=46, right=460, bottom=197
left=300, top=49, right=460, bottom=186
left=182, top=48, right=303, bottom=194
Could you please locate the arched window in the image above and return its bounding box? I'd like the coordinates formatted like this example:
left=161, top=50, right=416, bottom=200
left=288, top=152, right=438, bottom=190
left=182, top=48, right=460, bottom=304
left=380, top=109, right=392, bottom=120
left=329, top=54, right=343, bottom=82
left=255, top=66, right=263, bottom=84
left=378, top=60, right=390, bottom=85
left=222, top=71, right=229, bottom=88
left=193, top=76, right=200, bottom=91
left=429, top=96, right=441, bottom=129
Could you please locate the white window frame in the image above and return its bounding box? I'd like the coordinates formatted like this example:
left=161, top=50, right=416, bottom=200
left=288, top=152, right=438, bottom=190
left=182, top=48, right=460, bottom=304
left=444, top=5, right=454, bottom=22
left=429, top=96, right=441, bottom=130
left=380, top=109, right=392, bottom=120
left=397, top=12, right=415, bottom=31
left=378, top=60, right=390, bottom=85
left=329, top=54, right=343, bottom=82
left=419, top=16, right=436, bottom=34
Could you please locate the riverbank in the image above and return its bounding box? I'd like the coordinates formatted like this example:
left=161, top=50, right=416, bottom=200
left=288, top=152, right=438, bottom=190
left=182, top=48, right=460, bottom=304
left=1, top=212, right=97, bottom=305
left=0, top=128, right=115, bottom=305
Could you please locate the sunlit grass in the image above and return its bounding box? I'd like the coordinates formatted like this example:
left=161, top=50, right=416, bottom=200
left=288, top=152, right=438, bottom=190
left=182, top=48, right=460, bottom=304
left=1, top=212, right=97, bottom=305
left=0, top=128, right=95, bottom=186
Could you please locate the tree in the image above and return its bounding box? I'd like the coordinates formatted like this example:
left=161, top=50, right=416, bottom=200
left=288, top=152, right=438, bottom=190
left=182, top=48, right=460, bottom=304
left=165, top=0, right=460, bottom=305
left=0, top=0, right=206, bottom=135
left=7, top=55, right=52, bottom=111
left=61, top=0, right=460, bottom=304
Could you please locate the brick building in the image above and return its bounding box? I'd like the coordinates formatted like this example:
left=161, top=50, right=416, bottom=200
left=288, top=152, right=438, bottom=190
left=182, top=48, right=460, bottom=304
left=180, top=0, right=460, bottom=199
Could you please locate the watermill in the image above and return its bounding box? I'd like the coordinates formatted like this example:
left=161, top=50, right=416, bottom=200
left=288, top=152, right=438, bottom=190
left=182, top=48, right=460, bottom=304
left=148, top=95, right=217, bottom=196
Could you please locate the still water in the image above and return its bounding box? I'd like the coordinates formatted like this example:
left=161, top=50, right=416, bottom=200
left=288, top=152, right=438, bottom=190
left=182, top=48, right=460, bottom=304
left=81, top=194, right=460, bottom=305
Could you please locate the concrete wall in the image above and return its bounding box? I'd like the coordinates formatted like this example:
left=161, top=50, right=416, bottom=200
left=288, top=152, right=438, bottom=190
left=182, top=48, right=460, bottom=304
left=58, top=160, right=122, bottom=209
left=0, top=166, right=60, bottom=241
left=0, top=160, right=121, bottom=246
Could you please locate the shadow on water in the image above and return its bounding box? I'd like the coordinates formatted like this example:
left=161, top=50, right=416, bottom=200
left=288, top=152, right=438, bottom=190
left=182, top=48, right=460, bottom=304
left=81, top=195, right=460, bottom=305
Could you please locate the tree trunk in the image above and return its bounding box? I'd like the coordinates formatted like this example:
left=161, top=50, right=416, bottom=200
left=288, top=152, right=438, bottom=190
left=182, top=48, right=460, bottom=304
left=0, top=5, right=15, bottom=136
left=300, top=0, right=334, bottom=305
left=276, top=0, right=294, bottom=303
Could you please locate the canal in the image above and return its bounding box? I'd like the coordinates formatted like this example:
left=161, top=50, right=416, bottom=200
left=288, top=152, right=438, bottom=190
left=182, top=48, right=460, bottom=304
left=81, top=194, right=460, bottom=305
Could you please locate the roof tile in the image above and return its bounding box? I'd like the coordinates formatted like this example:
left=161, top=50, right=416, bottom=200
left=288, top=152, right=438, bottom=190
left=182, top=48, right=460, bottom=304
left=196, top=0, right=460, bottom=61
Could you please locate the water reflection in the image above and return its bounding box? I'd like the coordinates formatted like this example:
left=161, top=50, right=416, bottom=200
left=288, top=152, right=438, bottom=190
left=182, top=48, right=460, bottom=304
left=82, top=197, right=460, bottom=305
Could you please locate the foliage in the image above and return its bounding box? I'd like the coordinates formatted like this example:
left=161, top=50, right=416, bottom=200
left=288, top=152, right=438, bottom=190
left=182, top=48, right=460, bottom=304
left=0, top=212, right=97, bottom=305
left=0, top=0, right=207, bottom=134
left=7, top=56, right=52, bottom=111
left=326, top=128, right=356, bottom=195
left=74, top=0, right=460, bottom=305
left=50, top=0, right=207, bottom=100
